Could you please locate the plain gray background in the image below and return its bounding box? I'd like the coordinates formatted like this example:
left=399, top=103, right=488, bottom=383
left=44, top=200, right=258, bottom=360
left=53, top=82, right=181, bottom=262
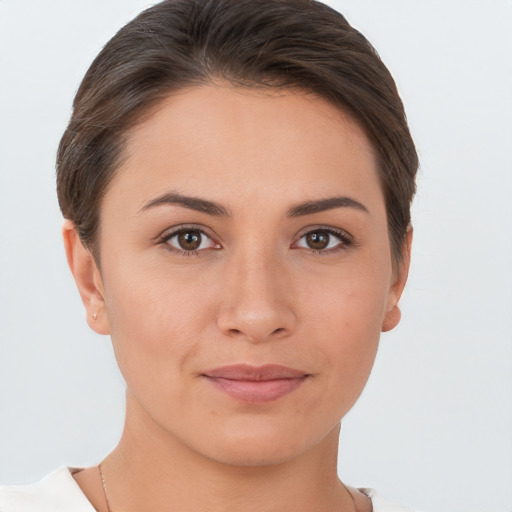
left=0, top=1, right=511, bottom=511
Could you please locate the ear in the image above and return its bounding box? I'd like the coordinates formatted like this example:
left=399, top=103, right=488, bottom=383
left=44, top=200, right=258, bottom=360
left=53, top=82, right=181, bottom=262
left=62, top=220, right=110, bottom=335
left=381, top=226, right=413, bottom=333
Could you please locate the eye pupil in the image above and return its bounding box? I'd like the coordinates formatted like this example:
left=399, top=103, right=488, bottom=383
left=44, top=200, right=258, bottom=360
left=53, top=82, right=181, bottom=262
left=306, top=231, right=329, bottom=250
left=178, top=230, right=202, bottom=250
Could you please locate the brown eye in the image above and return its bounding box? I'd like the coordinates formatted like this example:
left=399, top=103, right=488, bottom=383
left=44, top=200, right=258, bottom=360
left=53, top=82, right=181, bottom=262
left=163, top=228, right=219, bottom=254
left=294, top=228, right=350, bottom=253
left=177, top=230, right=202, bottom=250
left=305, top=231, right=330, bottom=250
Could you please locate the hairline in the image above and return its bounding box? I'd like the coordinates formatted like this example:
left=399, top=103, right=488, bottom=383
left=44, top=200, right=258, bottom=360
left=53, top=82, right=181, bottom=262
left=84, top=80, right=404, bottom=270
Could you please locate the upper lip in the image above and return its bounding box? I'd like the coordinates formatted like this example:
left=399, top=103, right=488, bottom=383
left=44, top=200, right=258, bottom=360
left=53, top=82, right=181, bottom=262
left=203, top=364, right=309, bottom=381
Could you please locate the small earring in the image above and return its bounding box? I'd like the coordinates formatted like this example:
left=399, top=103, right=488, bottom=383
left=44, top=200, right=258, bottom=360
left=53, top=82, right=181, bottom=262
left=92, top=313, right=97, bottom=321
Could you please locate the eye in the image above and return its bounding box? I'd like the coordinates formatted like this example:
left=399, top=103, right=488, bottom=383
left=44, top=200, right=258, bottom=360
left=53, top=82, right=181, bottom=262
left=161, top=228, right=219, bottom=254
left=294, top=228, right=352, bottom=253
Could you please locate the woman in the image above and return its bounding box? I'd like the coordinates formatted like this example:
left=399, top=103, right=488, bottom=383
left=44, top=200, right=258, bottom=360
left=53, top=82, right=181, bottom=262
left=0, top=0, right=419, bottom=510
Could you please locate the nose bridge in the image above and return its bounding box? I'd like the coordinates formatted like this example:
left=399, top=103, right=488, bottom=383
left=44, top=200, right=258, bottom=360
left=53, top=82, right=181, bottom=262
left=217, top=242, right=296, bottom=342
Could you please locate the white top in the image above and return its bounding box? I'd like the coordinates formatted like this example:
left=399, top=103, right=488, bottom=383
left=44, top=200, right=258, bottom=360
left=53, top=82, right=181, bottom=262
left=0, top=467, right=419, bottom=511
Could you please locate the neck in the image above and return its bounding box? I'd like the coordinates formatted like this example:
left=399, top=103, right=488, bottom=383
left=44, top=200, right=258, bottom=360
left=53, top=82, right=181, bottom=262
left=101, top=393, right=355, bottom=512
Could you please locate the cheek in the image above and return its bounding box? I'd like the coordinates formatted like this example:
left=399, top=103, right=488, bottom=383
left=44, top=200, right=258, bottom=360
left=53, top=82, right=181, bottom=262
left=300, top=259, right=390, bottom=398
left=303, top=252, right=390, bottom=339
left=100, top=258, right=217, bottom=393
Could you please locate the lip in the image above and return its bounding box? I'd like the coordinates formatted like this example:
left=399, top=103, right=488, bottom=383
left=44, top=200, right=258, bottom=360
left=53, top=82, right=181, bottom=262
left=202, top=364, right=310, bottom=404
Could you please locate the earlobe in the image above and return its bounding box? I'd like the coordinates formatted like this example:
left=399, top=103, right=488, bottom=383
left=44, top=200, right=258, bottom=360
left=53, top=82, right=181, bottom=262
left=381, top=226, right=413, bottom=333
left=381, top=305, right=402, bottom=332
left=62, top=220, right=110, bottom=335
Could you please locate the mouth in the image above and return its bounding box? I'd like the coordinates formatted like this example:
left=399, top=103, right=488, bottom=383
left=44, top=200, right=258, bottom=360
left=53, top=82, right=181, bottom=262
left=202, top=364, right=310, bottom=403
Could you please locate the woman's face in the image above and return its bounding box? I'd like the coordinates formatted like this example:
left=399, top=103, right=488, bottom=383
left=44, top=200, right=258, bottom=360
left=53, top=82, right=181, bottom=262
left=70, top=85, right=409, bottom=466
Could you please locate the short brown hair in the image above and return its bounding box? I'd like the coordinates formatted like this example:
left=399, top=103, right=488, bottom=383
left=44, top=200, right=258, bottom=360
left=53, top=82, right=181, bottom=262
left=57, top=0, right=418, bottom=265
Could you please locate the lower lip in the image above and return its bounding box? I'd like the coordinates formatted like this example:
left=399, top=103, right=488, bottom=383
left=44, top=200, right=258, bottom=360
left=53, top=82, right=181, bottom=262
left=204, top=376, right=307, bottom=403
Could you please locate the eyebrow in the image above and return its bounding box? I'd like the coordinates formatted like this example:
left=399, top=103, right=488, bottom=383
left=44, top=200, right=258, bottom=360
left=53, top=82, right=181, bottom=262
left=139, top=192, right=229, bottom=216
left=139, top=192, right=368, bottom=218
left=287, top=196, right=368, bottom=217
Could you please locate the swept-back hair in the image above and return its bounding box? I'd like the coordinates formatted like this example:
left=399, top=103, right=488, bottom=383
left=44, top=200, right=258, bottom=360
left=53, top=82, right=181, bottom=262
left=57, top=0, right=418, bottom=265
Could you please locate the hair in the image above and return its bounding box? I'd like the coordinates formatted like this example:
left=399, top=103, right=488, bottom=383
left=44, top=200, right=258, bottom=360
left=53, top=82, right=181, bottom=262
left=57, top=0, right=418, bottom=266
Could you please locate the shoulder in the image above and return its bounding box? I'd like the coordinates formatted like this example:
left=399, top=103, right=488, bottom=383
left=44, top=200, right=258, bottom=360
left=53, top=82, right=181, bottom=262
left=1, top=471, right=425, bottom=512
left=0, top=467, right=94, bottom=512
left=361, top=488, right=424, bottom=512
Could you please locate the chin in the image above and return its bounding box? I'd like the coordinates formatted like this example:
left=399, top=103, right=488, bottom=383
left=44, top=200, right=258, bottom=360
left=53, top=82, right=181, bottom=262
left=203, top=440, right=306, bottom=468
left=190, top=418, right=335, bottom=468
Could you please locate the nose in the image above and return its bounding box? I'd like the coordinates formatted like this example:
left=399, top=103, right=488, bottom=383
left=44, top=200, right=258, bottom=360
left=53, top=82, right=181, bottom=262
left=216, top=249, right=297, bottom=343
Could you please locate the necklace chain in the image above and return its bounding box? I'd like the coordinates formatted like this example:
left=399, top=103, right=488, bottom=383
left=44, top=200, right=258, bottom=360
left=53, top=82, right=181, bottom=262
left=99, top=463, right=112, bottom=512
left=346, top=486, right=358, bottom=512
left=98, top=464, right=369, bottom=512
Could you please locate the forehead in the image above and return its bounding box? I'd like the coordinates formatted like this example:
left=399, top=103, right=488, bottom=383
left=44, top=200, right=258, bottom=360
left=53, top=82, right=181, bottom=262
left=107, top=84, right=382, bottom=215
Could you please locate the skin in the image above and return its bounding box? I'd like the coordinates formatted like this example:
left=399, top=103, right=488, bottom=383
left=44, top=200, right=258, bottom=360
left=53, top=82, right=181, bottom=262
left=64, top=84, right=411, bottom=512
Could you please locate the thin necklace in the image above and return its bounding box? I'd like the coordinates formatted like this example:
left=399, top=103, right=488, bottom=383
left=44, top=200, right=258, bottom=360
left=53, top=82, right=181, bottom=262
left=345, top=484, right=360, bottom=512
left=98, top=465, right=370, bottom=512
left=98, top=463, right=112, bottom=512
left=347, top=488, right=358, bottom=512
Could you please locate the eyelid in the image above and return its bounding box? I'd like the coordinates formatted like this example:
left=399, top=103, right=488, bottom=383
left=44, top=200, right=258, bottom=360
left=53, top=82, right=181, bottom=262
left=292, top=225, right=354, bottom=252
left=155, top=223, right=354, bottom=255
left=157, top=224, right=221, bottom=252
left=157, top=223, right=215, bottom=240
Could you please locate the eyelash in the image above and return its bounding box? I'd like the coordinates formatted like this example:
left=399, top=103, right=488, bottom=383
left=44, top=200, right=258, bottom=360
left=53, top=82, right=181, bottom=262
left=158, top=225, right=219, bottom=256
left=158, top=225, right=354, bottom=256
left=293, top=227, right=354, bottom=255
